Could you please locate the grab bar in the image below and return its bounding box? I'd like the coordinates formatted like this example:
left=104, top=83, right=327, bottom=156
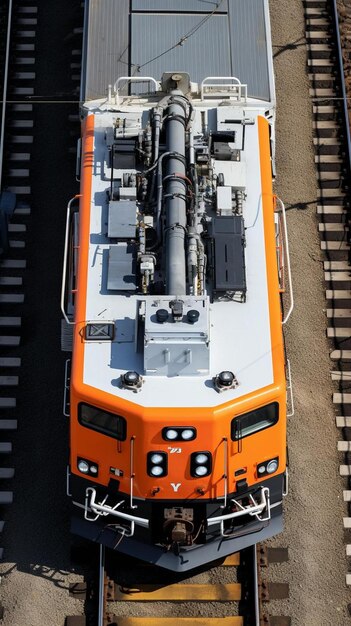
left=61, top=195, right=80, bottom=325
left=275, top=196, right=294, bottom=324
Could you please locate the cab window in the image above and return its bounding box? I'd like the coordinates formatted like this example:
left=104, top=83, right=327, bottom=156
left=78, top=403, right=127, bottom=441
left=231, top=402, right=278, bottom=440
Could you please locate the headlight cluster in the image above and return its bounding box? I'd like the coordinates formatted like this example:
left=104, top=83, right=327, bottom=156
left=147, top=451, right=168, bottom=477
left=77, top=457, right=99, bottom=477
left=162, top=427, right=196, bottom=441
left=190, top=451, right=212, bottom=477
left=257, top=457, right=279, bottom=477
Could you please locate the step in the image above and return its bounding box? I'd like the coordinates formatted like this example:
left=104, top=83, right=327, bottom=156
left=0, top=443, right=12, bottom=453
left=115, top=583, right=241, bottom=602
left=0, top=469, right=14, bottom=479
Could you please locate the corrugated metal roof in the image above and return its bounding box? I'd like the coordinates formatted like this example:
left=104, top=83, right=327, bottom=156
left=229, top=0, right=270, bottom=101
left=82, top=0, right=273, bottom=104
left=131, top=0, right=228, bottom=12
left=131, top=14, right=231, bottom=86
left=84, top=0, right=129, bottom=101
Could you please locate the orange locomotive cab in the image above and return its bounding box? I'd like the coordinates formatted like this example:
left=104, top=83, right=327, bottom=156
left=63, top=68, right=292, bottom=571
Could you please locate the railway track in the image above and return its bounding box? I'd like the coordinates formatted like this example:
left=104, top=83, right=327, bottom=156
left=0, top=0, right=37, bottom=561
left=304, top=0, right=351, bottom=588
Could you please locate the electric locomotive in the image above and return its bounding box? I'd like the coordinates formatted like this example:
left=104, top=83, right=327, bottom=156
left=61, top=68, right=292, bottom=571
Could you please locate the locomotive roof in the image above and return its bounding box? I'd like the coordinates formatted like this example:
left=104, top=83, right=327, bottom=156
left=81, top=0, right=275, bottom=107
left=73, top=93, right=283, bottom=410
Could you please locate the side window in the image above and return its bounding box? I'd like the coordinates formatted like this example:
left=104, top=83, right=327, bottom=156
left=231, top=402, right=278, bottom=441
left=78, top=403, right=127, bottom=441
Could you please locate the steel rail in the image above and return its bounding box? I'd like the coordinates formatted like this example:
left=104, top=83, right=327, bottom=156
left=98, top=544, right=106, bottom=626
left=332, top=0, right=351, bottom=189
left=0, top=0, right=13, bottom=193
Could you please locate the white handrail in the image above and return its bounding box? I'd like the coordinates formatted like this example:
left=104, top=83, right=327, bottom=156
left=61, top=195, right=80, bottom=325
left=200, top=76, right=247, bottom=101
left=276, top=196, right=294, bottom=324
left=113, top=76, right=158, bottom=106
left=86, top=487, right=149, bottom=528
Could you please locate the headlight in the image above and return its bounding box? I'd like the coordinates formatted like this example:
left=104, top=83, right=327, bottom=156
left=77, top=457, right=99, bottom=477
left=190, top=451, right=212, bottom=477
left=267, top=459, right=279, bottom=474
left=257, top=457, right=279, bottom=477
left=147, top=451, right=168, bottom=477
left=78, top=460, right=89, bottom=474
left=162, top=427, right=196, bottom=441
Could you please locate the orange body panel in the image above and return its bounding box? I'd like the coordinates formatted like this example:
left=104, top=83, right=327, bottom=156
left=69, top=114, right=286, bottom=501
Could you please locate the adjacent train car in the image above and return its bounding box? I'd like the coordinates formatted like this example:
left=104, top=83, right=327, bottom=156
left=62, top=0, right=293, bottom=571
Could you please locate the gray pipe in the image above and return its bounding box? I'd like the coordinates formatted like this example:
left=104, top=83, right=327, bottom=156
left=165, top=91, right=187, bottom=295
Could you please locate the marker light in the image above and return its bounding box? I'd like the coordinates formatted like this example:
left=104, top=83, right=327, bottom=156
left=257, top=457, right=279, bottom=478
left=90, top=465, right=98, bottom=474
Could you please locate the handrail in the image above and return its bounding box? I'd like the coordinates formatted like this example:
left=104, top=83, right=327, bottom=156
left=113, top=76, right=158, bottom=106
left=86, top=487, right=149, bottom=528
left=275, top=196, right=294, bottom=324
left=200, top=76, right=247, bottom=101
left=0, top=0, right=13, bottom=193
left=61, top=195, right=80, bottom=325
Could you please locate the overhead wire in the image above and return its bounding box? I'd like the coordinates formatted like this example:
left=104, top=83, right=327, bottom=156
left=132, top=1, right=224, bottom=73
